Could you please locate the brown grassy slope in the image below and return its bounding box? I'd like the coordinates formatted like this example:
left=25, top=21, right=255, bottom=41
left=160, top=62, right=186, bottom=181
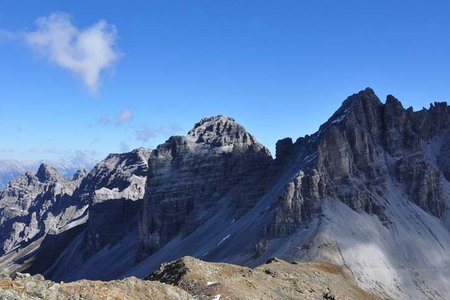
left=147, top=256, right=380, bottom=300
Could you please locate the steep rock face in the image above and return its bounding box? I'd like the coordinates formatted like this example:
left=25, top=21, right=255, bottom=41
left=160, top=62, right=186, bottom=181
left=396, top=154, right=445, bottom=217
left=266, top=88, right=449, bottom=239
left=265, top=170, right=325, bottom=237
left=22, top=148, right=152, bottom=278
left=437, top=132, right=450, bottom=180
left=139, top=116, right=272, bottom=257
left=0, top=164, right=86, bottom=259
left=79, top=148, right=151, bottom=256
left=74, top=147, right=150, bottom=204
left=255, top=89, right=450, bottom=299
left=0, top=148, right=151, bottom=280
left=264, top=89, right=386, bottom=237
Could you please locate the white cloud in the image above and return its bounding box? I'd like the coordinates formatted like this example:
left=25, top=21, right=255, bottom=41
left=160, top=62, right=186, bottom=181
left=119, top=141, right=130, bottom=152
left=135, top=126, right=156, bottom=142
left=135, top=123, right=182, bottom=142
left=116, top=108, right=133, bottom=125
left=98, top=114, right=111, bottom=126
left=24, top=12, right=120, bottom=92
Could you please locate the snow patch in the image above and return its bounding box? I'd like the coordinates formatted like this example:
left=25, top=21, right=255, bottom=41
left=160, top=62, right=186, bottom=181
left=330, top=107, right=351, bottom=125
left=217, top=234, right=230, bottom=246
left=330, top=115, right=346, bottom=125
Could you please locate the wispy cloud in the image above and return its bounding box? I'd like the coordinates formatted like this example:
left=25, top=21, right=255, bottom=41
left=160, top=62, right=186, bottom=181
left=24, top=12, right=120, bottom=92
left=98, top=114, right=111, bottom=126
left=0, top=148, right=14, bottom=153
left=135, top=123, right=182, bottom=142
left=119, top=141, right=130, bottom=152
left=24, top=148, right=104, bottom=162
left=116, top=108, right=133, bottom=125
left=135, top=126, right=156, bottom=142
left=0, top=29, right=14, bottom=42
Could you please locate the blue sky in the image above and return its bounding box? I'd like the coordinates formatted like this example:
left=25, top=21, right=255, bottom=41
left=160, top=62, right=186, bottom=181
left=1, top=1, right=450, bottom=161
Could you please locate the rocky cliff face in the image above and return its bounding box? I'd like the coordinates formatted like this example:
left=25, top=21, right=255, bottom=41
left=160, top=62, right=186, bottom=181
left=139, top=116, right=272, bottom=257
left=0, top=149, right=151, bottom=279
left=0, top=164, right=85, bottom=257
left=23, top=148, right=151, bottom=280
left=78, top=148, right=150, bottom=256
left=257, top=89, right=450, bottom=299
left=265, top=88, right=449, bottom=238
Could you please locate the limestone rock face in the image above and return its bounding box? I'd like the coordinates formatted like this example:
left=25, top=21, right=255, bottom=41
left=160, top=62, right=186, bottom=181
left=0, top=164, right=85, bottom=258
left=0, top=149, right=151, bottom=277
left=25, top=148, right=152, bottom=276
left=396, top=155, right=445, bottom=217
left=75, top=147, right=150, bottom=204
left=82, top=148, right=151, bottom=255
left=437, top=132, right=450, bottom=180
left=139, top=115, right=272, bottom=257
left=265, top=170, right=325, bottom=237
left=266, top=88, right=449, bottom=238
left=275, top=137, right=294, bottom=164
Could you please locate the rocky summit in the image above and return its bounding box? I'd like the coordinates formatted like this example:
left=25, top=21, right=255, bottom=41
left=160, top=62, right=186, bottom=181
left=139, top=115, right=272, bottom=257
left=1, top=88, right=450, bottom=299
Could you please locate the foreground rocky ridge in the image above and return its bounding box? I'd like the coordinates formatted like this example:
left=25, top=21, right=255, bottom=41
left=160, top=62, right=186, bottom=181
left=0, top=272, right=192, bottom=300
left=1, top=88, right=450, bottom=299
left=146, top=256, right=378, bottom=300
left=0, top=257, right=377, bottom=300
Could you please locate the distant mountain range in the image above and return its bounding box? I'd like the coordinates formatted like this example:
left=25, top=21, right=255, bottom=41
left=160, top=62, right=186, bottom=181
left=1, top=88, right=450, bottom=299
left=0, top=159, right=97, bottom=189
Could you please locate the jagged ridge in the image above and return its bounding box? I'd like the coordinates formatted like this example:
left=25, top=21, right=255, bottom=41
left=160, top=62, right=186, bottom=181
left=1, top=89, right=450, bottom=299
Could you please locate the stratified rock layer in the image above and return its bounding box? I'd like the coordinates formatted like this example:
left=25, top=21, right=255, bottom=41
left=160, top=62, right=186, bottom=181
left=139, top=116, right=272, bottom=256
left=266, top=88, right=449, bottom=238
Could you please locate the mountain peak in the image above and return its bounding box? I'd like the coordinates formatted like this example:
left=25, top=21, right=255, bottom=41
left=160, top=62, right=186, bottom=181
left=187, top=115, right=257, bottom=147
left=35, top=163, right=62, bottom=183
left=189, top=115, right=237, bottom=135
left=340, top=87, right=381, bottom=109
left=320, top=88, right=382, bottom=129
